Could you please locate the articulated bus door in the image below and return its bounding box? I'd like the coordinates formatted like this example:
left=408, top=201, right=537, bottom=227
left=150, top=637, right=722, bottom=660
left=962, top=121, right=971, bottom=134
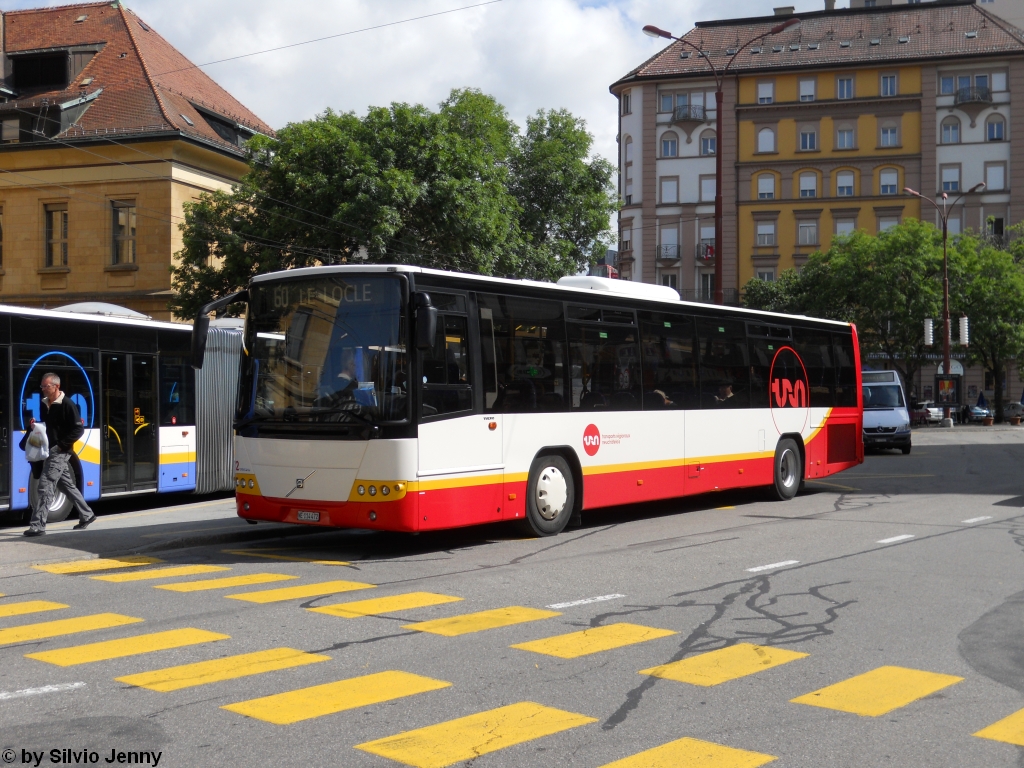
left=0, top=347, right=9, bottom=508
left=102, top=353, right=158, bottom=493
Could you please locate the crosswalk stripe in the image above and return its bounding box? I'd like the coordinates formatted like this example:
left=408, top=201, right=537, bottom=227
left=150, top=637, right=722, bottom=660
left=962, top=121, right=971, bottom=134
left=0, top=601, right=69, bottom=619
left=511, top=623, right=677, bottom=659
left=221, top=549, right=349, bottom=566
left=404, top=606, right=560, bottom=637
left=599, top=737, right=777, bottom=768
left=222, top=670, right=451, bottom=725
left=91, top=565, right=231, bottom=583
left=34, top=556, right=164, bottom=575
left=641, top=643, right=808, bottom=687
left=355, top=701, right=596, bottom=767
left=154, top=574, right=297, bottom=593
left=791, top=665, right=963, bottom=716
left=224, top=580, right=375, bottom=604
left=308, top=592, right=462, bottom=618
left=25, top=628, right=229, bottom=666
left=116, top=647, right=331, bottom=692
left=0, top=614, right=143, bottom=646
left=974, top=707, right=1024, bottom=746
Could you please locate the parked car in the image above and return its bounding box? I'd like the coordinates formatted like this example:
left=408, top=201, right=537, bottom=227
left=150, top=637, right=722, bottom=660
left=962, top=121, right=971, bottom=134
left=967, top=405, right=992, bottom=423
left=910, top=401, right=943, bottom=425
left=1003, top=401, right=1024, bottom=419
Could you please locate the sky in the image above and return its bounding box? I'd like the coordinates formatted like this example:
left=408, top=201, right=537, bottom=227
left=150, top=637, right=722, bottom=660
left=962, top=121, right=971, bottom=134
left=4, top=0, right=848, bottom=164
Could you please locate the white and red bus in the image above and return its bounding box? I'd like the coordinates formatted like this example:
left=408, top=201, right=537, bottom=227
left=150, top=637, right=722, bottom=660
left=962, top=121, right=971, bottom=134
left=192, top=266, right=863, bottom=536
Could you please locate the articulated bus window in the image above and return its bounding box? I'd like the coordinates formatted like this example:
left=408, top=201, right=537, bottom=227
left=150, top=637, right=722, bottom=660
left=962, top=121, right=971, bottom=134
left=638, top=313, right=698, bottom=410
left=421, top=314, right=472, bottom=418
left=478, top=294, right=567, bottom=413
left=569, top=323, right=641, bottom=410
left=833, top=332, right=858, bottom=407
left=748, top=339, right=773, bottom=408
left=159, top=355, right=195, bottom=426
left=793, top=329, right=835, bottom=407
left=698, top=318, right=750, bottom=408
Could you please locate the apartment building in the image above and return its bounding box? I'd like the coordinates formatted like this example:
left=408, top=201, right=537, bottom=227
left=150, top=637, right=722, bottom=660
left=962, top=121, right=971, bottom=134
left=0, top=2, right=273, bottom=319
left=610, top=0, right=1024, bottom=298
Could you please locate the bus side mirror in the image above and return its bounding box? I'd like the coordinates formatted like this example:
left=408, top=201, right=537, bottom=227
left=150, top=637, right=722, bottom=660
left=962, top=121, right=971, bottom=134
left=414, top=293, right=437, bottom=350
left=191, top=289, right=249, bottom=369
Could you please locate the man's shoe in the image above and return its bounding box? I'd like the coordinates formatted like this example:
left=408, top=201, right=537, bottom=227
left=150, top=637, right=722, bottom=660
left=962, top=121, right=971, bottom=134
left=23, top=529, right=45, bottom=537
left=72, top=518, right=94, bottom=531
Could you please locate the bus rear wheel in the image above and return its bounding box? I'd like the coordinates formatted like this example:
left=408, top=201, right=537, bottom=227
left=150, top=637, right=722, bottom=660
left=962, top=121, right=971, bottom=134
left=524, top=454, right=574, bottom=537
left=28, top=474, right=73, bottom=523
left=771, top=438, right=802, bottom=501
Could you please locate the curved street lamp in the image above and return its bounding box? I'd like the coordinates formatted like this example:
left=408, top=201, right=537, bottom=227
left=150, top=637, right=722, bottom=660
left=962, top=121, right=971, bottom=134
left=643, top=17, right=800, bottom=304
left=904, top=182, right=986, bottom=426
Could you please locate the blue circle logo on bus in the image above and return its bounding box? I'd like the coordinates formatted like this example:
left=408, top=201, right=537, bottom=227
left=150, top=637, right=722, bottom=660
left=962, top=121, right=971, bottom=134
left=18, top=351, right=95, bottom=437
left=770, top=347, right=809, bottom=434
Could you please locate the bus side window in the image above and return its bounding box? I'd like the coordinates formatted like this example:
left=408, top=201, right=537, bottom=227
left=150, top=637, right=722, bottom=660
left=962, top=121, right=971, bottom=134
left=638, top=313, right=697, bottom=410
left=568, top=323, right=641, bottom=411
left=479, top=307, right=499, bottom=410
left=159, top=355, right=196, bottom=426
left=698, top=318, right=750, bottom=409
left=420, top=314, right=472, bottom=418
left=793, top=329, right=835, bottom=407
left=833, top=332, right=858, bottom=407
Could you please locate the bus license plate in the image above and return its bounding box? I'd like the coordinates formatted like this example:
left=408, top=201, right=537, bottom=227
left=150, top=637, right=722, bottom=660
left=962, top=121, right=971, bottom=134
left=297, top=510, right=320, bottom=522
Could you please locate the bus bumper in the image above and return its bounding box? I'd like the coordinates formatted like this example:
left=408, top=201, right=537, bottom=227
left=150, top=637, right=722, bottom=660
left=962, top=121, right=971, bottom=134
left=236, top=493, right=420, bottom=532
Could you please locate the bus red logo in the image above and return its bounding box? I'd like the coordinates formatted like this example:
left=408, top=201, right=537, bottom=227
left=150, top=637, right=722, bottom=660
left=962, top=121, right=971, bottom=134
left=583, top=424, right=601, bottom=456
left=770, top=347, right=808, bottom=409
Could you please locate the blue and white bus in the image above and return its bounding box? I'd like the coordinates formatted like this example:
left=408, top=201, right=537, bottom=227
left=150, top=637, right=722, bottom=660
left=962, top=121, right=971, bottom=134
left=0, top=303, right=239, bottom=523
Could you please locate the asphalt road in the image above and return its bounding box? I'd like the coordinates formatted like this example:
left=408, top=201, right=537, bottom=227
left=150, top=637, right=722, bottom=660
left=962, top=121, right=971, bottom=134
left=2, top=427, right=1024, bottom=768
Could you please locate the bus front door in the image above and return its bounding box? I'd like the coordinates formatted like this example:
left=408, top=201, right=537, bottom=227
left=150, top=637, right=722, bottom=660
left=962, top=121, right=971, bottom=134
left=102, top=353, right=158, bottom=493
left=0, top=347, right=9, bottom=508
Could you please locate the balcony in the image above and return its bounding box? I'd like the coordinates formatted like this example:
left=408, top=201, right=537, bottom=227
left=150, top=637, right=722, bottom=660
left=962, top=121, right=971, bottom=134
left=657, top=244, right=680, bottom=263
left=954, top=86, right=992, bottom=127
left=672, top=104, right=713, bottom=142
left=696, top=239, right=715, bottom=261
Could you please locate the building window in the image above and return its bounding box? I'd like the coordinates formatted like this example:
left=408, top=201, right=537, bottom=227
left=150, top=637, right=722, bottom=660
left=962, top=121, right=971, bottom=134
left=940, top=75, right=955, bottom=95
left=941, top=166, right=960, bottom=193
left=880, top=74, right=897, bottom=97
left=699, top=272, right=715, bottom=300
left=989, top=217, right=1005, bottom=238
left=661, top=273, right=678, bottom=291
left=879, top=217, right=899, bottom=232
left=993, top=71, right=1007, bottom=91
left=836, top=219, right=856, bottom=235
left=111, top=200, right=137, bottom=265
left=700, top=131, right=716, bottom=156
left=756, top=270, right=776, bottom=282
left=1, top=119, right=17, bottom=144
left=799, top=78, right=816, bottom=102
left=947, top=217, right=961, bottom=235
left=800, top=127, right=817, bottom=151
left=941, top=117, right=960, bottom=144
left=798, top=220, right=818, bottom=245
left=799, top=173, right=817, bottom=198
left=987, top=116, right=1005, bottom=141
left=45, top=204, right=68, bottom=267
left=660, top=178, right=678, bottom=204
left=837, top=171, right=855, bottom=197
left=757, top=127, right=775, bottom=153
left=756, top=221, right=776, bottom=246
left=624, top=137, right=634, bottom=163
left=986, top=163, right=1006, bottom=191
left=621, top=91, right=631, bottom=115
left=757, top=174, right=775, bottom=200
left=700, top=176, right=716, bottom=201
left=880, top=126, right=898, bottom=147
left=880, top=169, right=899, bottom=195
left=659, top=92, right=674, bottom=113
left=837, top=77, right=854, bottom=100
left=661, top=133, right=678, bottom=157
left=620, top=227, right=631, bottom=252
left=757, top=81, right=774, bottom=104
left=836, top=127, right=855, bottom=149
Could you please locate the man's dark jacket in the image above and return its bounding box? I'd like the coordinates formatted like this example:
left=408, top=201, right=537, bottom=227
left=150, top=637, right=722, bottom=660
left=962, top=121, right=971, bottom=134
left=43, top=394, right=84, bottom=453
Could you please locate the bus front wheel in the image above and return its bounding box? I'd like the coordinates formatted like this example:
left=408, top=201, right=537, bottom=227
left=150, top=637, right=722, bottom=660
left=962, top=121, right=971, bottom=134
left=524, top=454, right=574, bottom=536
left=771, top=439, right=802, bottom=501
left=28, top=474, right=73, bottom=523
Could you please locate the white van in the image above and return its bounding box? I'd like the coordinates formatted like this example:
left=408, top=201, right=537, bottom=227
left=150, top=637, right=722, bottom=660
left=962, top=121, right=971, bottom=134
left=861, top=370, right=912, bottom=454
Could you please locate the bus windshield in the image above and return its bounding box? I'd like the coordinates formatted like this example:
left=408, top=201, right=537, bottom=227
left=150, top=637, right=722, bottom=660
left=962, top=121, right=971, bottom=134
left=862, top=384, right=904, bottom=409
left=241, top=276, right=407, bottom=426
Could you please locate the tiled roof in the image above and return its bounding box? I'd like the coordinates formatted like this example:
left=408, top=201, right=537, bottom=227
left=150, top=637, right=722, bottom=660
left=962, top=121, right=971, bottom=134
left=614, top=1, right=1024, bottom=87
left=1, top=2, right=273, bottom=153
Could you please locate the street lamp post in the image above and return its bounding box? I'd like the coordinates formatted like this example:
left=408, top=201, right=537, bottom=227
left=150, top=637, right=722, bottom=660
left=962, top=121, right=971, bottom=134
left=643, top=18, right=799, bottom=305
left=904, top=182, right=985, bottom=427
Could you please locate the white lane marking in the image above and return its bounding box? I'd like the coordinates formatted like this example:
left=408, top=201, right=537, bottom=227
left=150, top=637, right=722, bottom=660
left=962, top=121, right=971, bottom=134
left=746, top=560, right=799, bottom=573
left=962, top=516, right=992, bottom=524
left=0, top=682, right=86, bottom=701
left=546, top=594, right=625, bottom=610
left=877, top=534, right=915, bottom=544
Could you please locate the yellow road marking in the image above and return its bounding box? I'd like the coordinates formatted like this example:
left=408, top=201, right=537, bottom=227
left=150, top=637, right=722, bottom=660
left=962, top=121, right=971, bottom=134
left=223, top=670, right=450, bottom=725
left=356, top=701, right=596, bottom=767
left=117, top=647, right=330, bottom=692
left=600, top=737, right=776, bottom=768
left=26, top=628, right=229, bottom=666
left=974, top=707, right=1024, bottom=746
left=222, top=549, right=349, bottom=566
left=404, top=607, right=560, bottom=637
left=309, top=592, right=462, bottom=618
left=34, top=556, right=163, bottom=575
left=0, top=601, right=68, bottom=619
left=791, top=666, right=963, bottom=716
left=641, top=643, right=808, bottom=687
left=0, top=614, right=143, bottom=646
left=91, top=565, right=230, bottom=582
left=155, top=573, right=297, bottom=592
left=225, top=580, right=376, bottom=603
left=512, top=623, right=677, bottom=659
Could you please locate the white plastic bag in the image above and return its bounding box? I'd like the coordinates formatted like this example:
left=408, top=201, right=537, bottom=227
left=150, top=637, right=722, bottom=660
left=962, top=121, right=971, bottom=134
left=25, top=422, right=49, bottom=462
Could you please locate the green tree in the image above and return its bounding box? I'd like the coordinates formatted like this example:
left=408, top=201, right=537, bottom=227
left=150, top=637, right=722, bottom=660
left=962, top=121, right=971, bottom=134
left=169, top=89, right=616, bottom=318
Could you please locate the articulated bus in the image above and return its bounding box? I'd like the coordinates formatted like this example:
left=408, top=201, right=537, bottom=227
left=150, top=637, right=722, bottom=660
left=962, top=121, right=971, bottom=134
left=0, top=304, right=240, bottom=523
left=193, top=266, right=863, bottom=537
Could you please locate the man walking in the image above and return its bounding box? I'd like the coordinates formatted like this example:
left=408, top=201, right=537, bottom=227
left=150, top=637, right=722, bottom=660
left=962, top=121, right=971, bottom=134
left=24, top=373, right=96, bottom=537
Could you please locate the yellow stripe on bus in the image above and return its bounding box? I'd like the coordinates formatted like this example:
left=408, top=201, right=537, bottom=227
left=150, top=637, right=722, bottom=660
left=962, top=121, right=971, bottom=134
left=159, top=452, right=194, bottom=465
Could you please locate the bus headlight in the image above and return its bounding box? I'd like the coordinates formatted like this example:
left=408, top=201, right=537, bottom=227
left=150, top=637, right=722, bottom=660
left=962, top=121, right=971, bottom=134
left=381, top=485, right=390, bottom=496
left=369, top=485, right=377, bottom=496
left=357, top=485, right=365, bottom=496
left=248, top=479, right=255, bottom=488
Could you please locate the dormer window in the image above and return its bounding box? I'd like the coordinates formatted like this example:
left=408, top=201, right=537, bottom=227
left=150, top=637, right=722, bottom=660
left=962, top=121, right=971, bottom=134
left=193, top=104, right=256, bottom=148
left=13, top=53, right=68, bottom=91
